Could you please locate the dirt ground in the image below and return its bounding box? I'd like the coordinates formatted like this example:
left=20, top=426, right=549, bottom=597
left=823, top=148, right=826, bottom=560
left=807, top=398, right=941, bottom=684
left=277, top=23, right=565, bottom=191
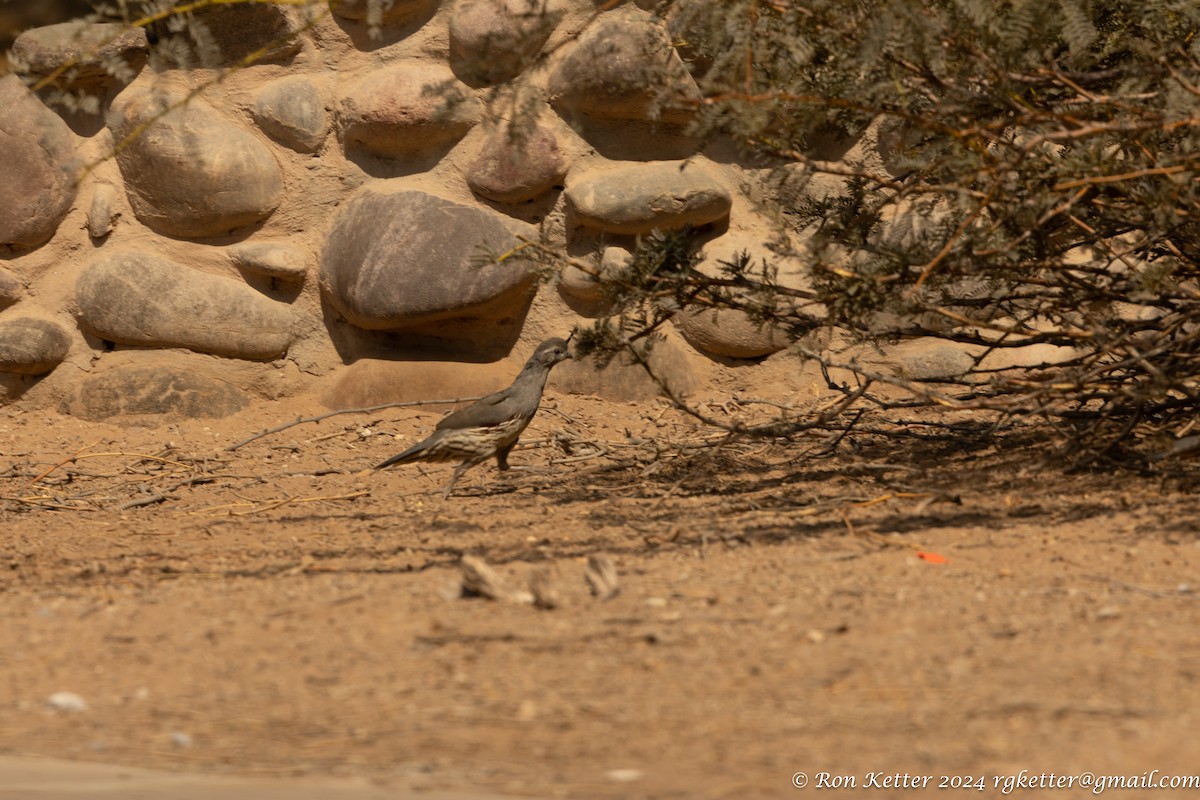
left=2, top=383, right=1200, bottom=799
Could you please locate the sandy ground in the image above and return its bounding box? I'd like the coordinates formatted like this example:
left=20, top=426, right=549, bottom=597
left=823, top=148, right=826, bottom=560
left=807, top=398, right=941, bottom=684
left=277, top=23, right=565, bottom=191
left=2, top=387, right=1200, bottom=799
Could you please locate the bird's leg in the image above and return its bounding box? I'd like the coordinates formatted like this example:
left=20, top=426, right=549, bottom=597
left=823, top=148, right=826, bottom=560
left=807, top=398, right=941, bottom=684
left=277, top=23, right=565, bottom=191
left=495, top=444, right=515, bottom=471
left=442, top=462, right=473, bottom=499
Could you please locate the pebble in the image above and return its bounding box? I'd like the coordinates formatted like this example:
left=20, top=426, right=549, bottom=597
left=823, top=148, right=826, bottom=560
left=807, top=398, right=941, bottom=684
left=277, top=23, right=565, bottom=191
left=46, top=691, right=88, bottom=712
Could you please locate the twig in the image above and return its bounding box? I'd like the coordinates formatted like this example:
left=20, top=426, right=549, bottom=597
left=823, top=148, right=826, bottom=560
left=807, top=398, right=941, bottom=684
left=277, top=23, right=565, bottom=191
left=225, top=398, right=483, bottom=451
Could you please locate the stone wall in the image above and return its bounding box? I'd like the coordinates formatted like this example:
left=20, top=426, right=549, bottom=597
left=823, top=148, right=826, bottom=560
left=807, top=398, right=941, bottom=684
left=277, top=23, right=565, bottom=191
left=0, top=0, right=877, bottom=420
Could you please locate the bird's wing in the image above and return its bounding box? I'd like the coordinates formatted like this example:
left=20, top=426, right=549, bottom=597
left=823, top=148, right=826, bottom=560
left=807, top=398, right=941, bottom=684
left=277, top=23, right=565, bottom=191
left=435, top=389, right=519, bottom=430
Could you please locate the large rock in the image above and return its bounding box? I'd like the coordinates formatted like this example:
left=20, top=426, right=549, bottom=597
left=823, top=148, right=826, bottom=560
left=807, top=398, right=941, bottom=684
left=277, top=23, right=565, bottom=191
left=674, top=307, right=786, bottom=360
left=321, top=358, right=524, bottom=409
left=76, top=248, right=294, bottom=360
left=0, top=316, right=71, bottom=376
left=673, top=235, right=798, bottom=359
left=0, top=75, right=79, bottom=248
left=160, top=3, right=301, bottom=66
left=449, top=0, right=561, bottom=86
left=331, top=0, right=435, bottom=22
left=60, top=365, right=249, bottom=420
left=554, top=337, right=695, bottom=401
left=336, top=62, right=480, bottom=158
left=9, top=21, right=148, bottom=91
left=548, top=9, right=699, bottom=122
left=565, top=161, right=731, bottom=234
left=107, top=88, right=283, bottom=238
left=251, top=76, right=329, bottom=153
left=466, top=122, right=567, bottom=203
left=320, top=188, right=538, bottom=335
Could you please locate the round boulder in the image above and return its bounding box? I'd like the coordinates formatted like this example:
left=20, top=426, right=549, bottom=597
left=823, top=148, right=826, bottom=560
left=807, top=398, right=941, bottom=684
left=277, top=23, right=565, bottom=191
left=0, top=75, right=79, bottom=248
left=674, top=307, right=786, bottom=360
left=449, top=0, right=562, bottom=86
left=336, top=62, right=480, bottom=158
left=107, top=87, right=283, bottom=238
left=251, top=76, right=329, bottom=153
left=0, top=316, right=71, bottom=375
left=10, top=21, right=148, bottom=91
left=548, top=9, right=699, bottom=122
left=466, top=122, right=567, bottom=204
left=76, top=248, right=294, bottom=360
left=320, top=187, right=538, bottom=335
left=565, top=161, right=731, bottom=234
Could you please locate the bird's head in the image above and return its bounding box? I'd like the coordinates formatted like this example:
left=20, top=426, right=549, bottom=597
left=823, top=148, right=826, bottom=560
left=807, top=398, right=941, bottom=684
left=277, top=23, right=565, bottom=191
left=531, top=337, right=573, bottom=368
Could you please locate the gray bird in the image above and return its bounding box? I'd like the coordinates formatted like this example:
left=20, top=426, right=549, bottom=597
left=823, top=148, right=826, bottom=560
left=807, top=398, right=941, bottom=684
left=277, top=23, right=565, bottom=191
left=375, top=338, right=573, bottom=497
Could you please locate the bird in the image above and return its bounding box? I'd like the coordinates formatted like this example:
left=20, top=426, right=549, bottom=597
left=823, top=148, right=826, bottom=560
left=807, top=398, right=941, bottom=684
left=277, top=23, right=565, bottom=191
left=374, top=337, right=573, bottom=498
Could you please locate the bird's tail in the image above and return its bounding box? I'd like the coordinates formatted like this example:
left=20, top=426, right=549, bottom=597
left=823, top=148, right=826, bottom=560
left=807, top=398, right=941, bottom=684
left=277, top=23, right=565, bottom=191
left=374, top=440, right=431, bottom=470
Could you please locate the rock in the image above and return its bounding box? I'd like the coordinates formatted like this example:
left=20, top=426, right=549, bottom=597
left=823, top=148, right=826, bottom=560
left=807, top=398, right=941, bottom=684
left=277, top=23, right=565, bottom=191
left=0, top=75, right=79, bottom=248
left=107, top=88, right=283, bottom=238
left=87, top=183, right=116, bottom=239
left=866, top=340, right=976, bottom=381
left=320, top=187, right=538, bottom=338
left=251, top=76, right=329, bottom=153
left=466, top=122, right=567, bottom=203
left=554, top=337, right=695, bottom=401
left=159, top=3, right=301, bottom=67
left=673, top=235, right=799, bottom=359
left=548, top=9, right=699, bottom=122
left=566, top=161, right=731, bottom=234
left=321, top=358, right=524, bottom=409
left=60, top=365, right=250, bottom=420
left=449, top=0, right=561, bottom=86
left=229, top=241, right=310, bottom=283
left=336, top=62, right=480, bottom=158
left=559, top=246, right=629, bottom=313
left=76, top=248, right=294, bottom=360
left=9, top=22, right=147, bottom=91
left=0, top=316, right=71, bottom=375
left=331, top=0, right=435, bottom=23
left=46, top=692, right=88, bottom=713
left=0, top=267, right=25, bottom=307
left=675, top=308, right=786, bottom=360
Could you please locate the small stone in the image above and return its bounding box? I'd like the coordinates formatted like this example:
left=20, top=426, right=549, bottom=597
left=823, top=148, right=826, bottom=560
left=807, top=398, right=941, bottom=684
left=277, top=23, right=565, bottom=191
left=566, top=161, right=731, bottom=234
left=251, top=76, right=329, bottom=153
left=228, top=241, right=310, bottom=283
left=0, top=316, right=71, bottom=376
left=47, top=692, right=88, bottom=712
left=0, top=267, right=25, bottom=307
left=605, top=769, right=644, bottom=783
left=169, top=731, right=194, bottom=748
left=88, top=183, right=117, bottom=239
